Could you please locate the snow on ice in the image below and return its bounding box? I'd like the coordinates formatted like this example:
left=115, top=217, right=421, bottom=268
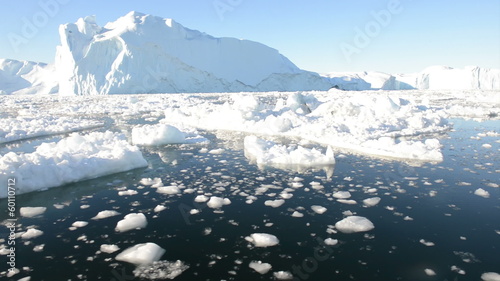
left=0, top=131, right=148, bottom=198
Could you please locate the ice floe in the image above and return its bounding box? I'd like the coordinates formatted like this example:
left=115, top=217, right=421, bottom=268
left=206, top=196, right=231, bottom=209
left=362, top=197, right=381, bottom=207
left=0, top=131, right=148, bottom=198
left=115, top=213, right=148, bottom=232
left=19, top=207, right=46, bottom=218
left=244, top=135, right=335, bottom=167
left=335, top=216, right=375, bottom=233
left=115, top=242, right=165, bottom=265
left=100, top=244, right=120, bottom=254
left=91, top=210, right=121, bottom=220
left=249, top=261, right=272, bottom=274
left=133, top=260, right=189, bottom=280
left=482, top=272, right=500, bottom=281
left=474, top=188, right=490, bottom=198
left=245, top=233, right=280, bottom=247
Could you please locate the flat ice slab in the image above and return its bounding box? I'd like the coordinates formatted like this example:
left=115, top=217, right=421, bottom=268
left=0, top=131, right=148, bottom=198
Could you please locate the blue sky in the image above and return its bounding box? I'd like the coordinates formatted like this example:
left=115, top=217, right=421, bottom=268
left=1, top=0, right=499, bottom=73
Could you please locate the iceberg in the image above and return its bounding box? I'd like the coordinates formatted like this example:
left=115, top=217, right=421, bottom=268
left=54, top=11, right=330, bottom=95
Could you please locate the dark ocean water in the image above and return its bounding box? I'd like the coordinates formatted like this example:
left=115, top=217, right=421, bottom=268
left=1, top=119, right=498, bottom=281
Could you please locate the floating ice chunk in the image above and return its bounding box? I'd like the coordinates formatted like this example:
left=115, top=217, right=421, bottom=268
left=100, top=244, right=120, bottom=254
left=115, top=243, right=165, bottom=265
left=482, top=144, right=492, bottom=148
left=132, top=124, right=186, bottom=145
left=474, top=188, right=490, bottom=198
left=324, top=238, right=338, bottom=246
left=311, top=205, right=327, bottom=214
left=482, top=272, right=500, bottom=281
left=21, top=228, right=43, bottom=239
left=133, top=260, right=189, bottom=280
left=154, top=205, right=167, bottom=212
left=332, top=191, right=351, bottom=199
left=337, top=199, right=357, bottom=205
left=249, top=261, right=272, bottom=274
left=92, top=210, right=121, bottom=220
left=264, top=199, right=285, bottom=208
left=292, top=211, right=304, bottom=217
left=194, top=195, right=209, bottom=203
left=20, top=207, right=46, bottom=218
left=424, top=268, right=436, bottom=276
left=419, top=239, right=435, bottom=246
left=335, top=216, right=374, bottom=233
left=245, top=233, right=279, bottom=247
left=363, top=197, right=381, bottom=207
left=208, top=148, right=225, bottom=154
left=140, top=177, right=162, bottom=186
left=157, top=185, right=181, bottom=195
left=207, top=196, right=231, bottom=209
left=115, top=213, right=148, bottom=232
left=118, top=189, right=138, bottom=196
left=451, top=265, right=465, bottom=275
left=244, top=135, right=335, bottom=166
left=273, top=271, right=293, bottom=280
left=0, top=131, right=148, bottom=198
left=72, top=221, right=88, bottom=228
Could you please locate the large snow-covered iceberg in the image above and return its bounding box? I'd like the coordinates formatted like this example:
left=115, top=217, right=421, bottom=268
left=54, top=11, right=330, bottom=95
left=0, top=59, right=58, bottom=95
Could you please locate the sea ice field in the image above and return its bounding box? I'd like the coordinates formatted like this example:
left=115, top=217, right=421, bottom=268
left=0, top=89, right=499, bottom=281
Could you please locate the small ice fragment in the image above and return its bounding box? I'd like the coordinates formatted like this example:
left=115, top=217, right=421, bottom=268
left=273, top=271, right=293, bottom=280
left=311, top=205, right=327, bottom=214
left=92, top=210, right=120, bottom=220
left=133, top=260, right=189, bottom=279
left=324, top=238, right=338, bottom=246
left=249, top=261, right=272, bottom=274
left=157, top=185, right=181, bottom=195
left=245, top=233, right=279, bottom=247
left=72, top=221, right=88, bottom=228
left=424, top=268, right=436, bottom=276
left=21, top=228, right=44, bottom=239
left=264, top=199, right=285, bottom=208
left=154, top=205, right=166, bottom=212
left=20, top=207, right=46, bottom=218
left=118, top=190, right=138, bottom=196
left=362, top=197, right=381, bottom=207
left=292, top=211, right=304, bottom=217
left=209, top=148, right=225, bottom=154
left=419, top=239, right=435, bottom=246
left=451, top=265, right=465, bottom=275
left=337, top=199, right=357, bottom=205
left=481, top=272, right=500, bottom=281
left=115, top=243, right=165, bottom=265
left=332, top=191, right=351, bottom=199
left=100, top=244, right=120, bottom=254
left=207, top=196, right=231, bottom=209
left=482, top=144, right=492, bottom=148
left=115, top=213, right=148, bottom=232
left=474, top=188, right=490, bottom=198
left=335, top=216, right=374, bottom=233
left=194, top=195, right=209, bottom=203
